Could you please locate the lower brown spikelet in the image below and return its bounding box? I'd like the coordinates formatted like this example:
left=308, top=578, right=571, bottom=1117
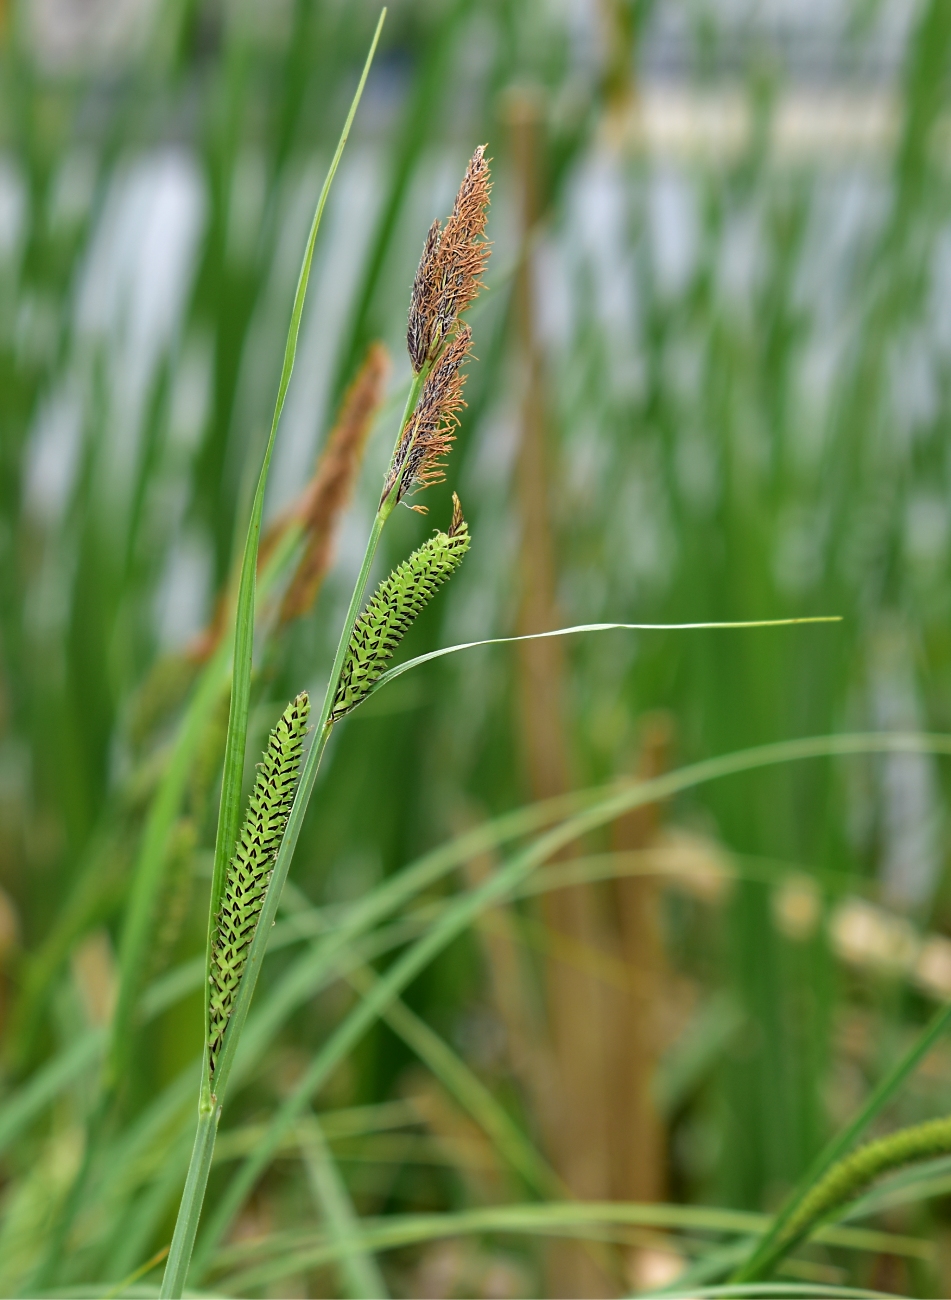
left=281, top=343, right=390, bottom=621
left=382, top=326, right=472, bottom=509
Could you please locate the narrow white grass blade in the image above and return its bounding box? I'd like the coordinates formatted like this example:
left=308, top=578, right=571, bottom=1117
left=365, top=617, right=842, bottom=701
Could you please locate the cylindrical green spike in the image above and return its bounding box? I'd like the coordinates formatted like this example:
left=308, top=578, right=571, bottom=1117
left=331, top=497, right=470, bottom=722
left=208, top=692, right=310, bottom=1076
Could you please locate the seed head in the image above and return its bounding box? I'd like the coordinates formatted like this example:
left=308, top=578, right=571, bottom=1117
left=407, top=145, right=491, bottom=373
left=382, top=325, right=472, bottom=509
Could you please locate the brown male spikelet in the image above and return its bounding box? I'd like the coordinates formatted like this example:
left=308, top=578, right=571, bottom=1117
left=382, top=325, right=471, bottom=508
left=407, top=145, right=491, bottom=373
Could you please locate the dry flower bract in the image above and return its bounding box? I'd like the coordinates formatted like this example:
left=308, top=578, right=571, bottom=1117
left=385, top=145, right=490, bottom=511
left=407, top=145, right=490, bottom=373
left=383, top=324, right=472, bottom=508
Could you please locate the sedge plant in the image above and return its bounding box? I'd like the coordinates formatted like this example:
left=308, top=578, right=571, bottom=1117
left=160, top=65, right=492, bottom=1293
left=161, top=94, right=846, bottom=1300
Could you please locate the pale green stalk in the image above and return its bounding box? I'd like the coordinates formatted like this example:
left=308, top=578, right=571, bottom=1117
left=300, top=1115, right=389, bottom=1299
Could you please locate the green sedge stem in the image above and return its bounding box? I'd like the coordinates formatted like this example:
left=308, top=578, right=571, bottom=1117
left=732, top=1000, right=951, bottom=1283
left=159, top=1110, right=218, bottom=1299
left=202, top=4, right=388, bottom=1075
left=160, top=13, right=386, bottom=1297
left=184, top=509, right=390, bottom=1288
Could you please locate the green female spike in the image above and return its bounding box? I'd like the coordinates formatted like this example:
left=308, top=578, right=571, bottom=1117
left=331, top=495, right=470, bottom=722
left=208, top=692, right=310, bottom=1075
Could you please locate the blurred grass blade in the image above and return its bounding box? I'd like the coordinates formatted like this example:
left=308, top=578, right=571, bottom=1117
left=300, top=1115, right=389, bottom=1299
left=649, top=1288, right=898, bottom=1299
left=374, top=987, right=560, bottom=1199
left=102, top=1244, right=170, bottom=1300
left=0, top=1030, right=104, bottom=1158
left=111, top=642, right=229, bottom=1088
left=277, top=880, right=559, bottom=1200
left=160, top=16, right=386, bottom=1299
left=194, top=731, right=951, bottom=1267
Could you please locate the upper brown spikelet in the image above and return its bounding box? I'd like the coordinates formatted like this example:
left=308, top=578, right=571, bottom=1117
left=280, top=342, right=390, bottom=622
left=407, top=145, right=491, bottom=373
left=382, top=325, right=472, bottom=509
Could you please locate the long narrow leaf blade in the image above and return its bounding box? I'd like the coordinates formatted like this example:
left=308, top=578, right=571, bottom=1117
left=206, top=5, right=388, bottom=977
left=365, top=618, right=842, bottom=701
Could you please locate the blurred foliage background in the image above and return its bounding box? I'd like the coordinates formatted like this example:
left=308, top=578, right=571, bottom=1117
left=5, top=0, right=951, bottom=1295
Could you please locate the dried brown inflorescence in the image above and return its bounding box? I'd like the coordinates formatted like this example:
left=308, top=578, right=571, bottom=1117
left=184, top=346, right=388, bottom=660
left=407, top=145, right=491, bottom=373
left=280, top=342, right=390, bottom=622
left=384, top=145, right=490, bottom=512
left=382, top=324, right=471, bottom=509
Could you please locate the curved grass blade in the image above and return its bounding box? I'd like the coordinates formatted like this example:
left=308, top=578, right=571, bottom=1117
left=731, top=999, right=951, bottom=1283
left=300, top=1115, right=388, bottom=1299
left=363, top=617, right=842, bottom=705
left=193, top=731, right=951, bottom=1268
left=212, top=1200, right=924, bottom=1295
left=101, top=1244, right=170, bottom=1300
left=0, top=786, right=606, bottom=1174
left=275, top=879, right=560, bottom=1201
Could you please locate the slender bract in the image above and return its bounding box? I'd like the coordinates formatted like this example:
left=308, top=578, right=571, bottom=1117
left=208, top=693, right=309, bottom=1076
left=159, top=18, right=386, bottom=1297
left=332, top=496, right=470, bottom=721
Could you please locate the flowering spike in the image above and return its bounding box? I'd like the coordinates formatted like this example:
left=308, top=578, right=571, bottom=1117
left=208, top=693, right=310, bottom=1076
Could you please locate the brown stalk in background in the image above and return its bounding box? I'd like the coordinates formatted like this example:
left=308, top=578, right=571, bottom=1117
left=280, top=341, right=390, bottom=621
left=504, top=88, right=673, bottom=1297
left=186, top=342, right=390, bottom=665
left=507, top=87, right=619, bottom=1298
left=607, top=715, right=673, bottom=1210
